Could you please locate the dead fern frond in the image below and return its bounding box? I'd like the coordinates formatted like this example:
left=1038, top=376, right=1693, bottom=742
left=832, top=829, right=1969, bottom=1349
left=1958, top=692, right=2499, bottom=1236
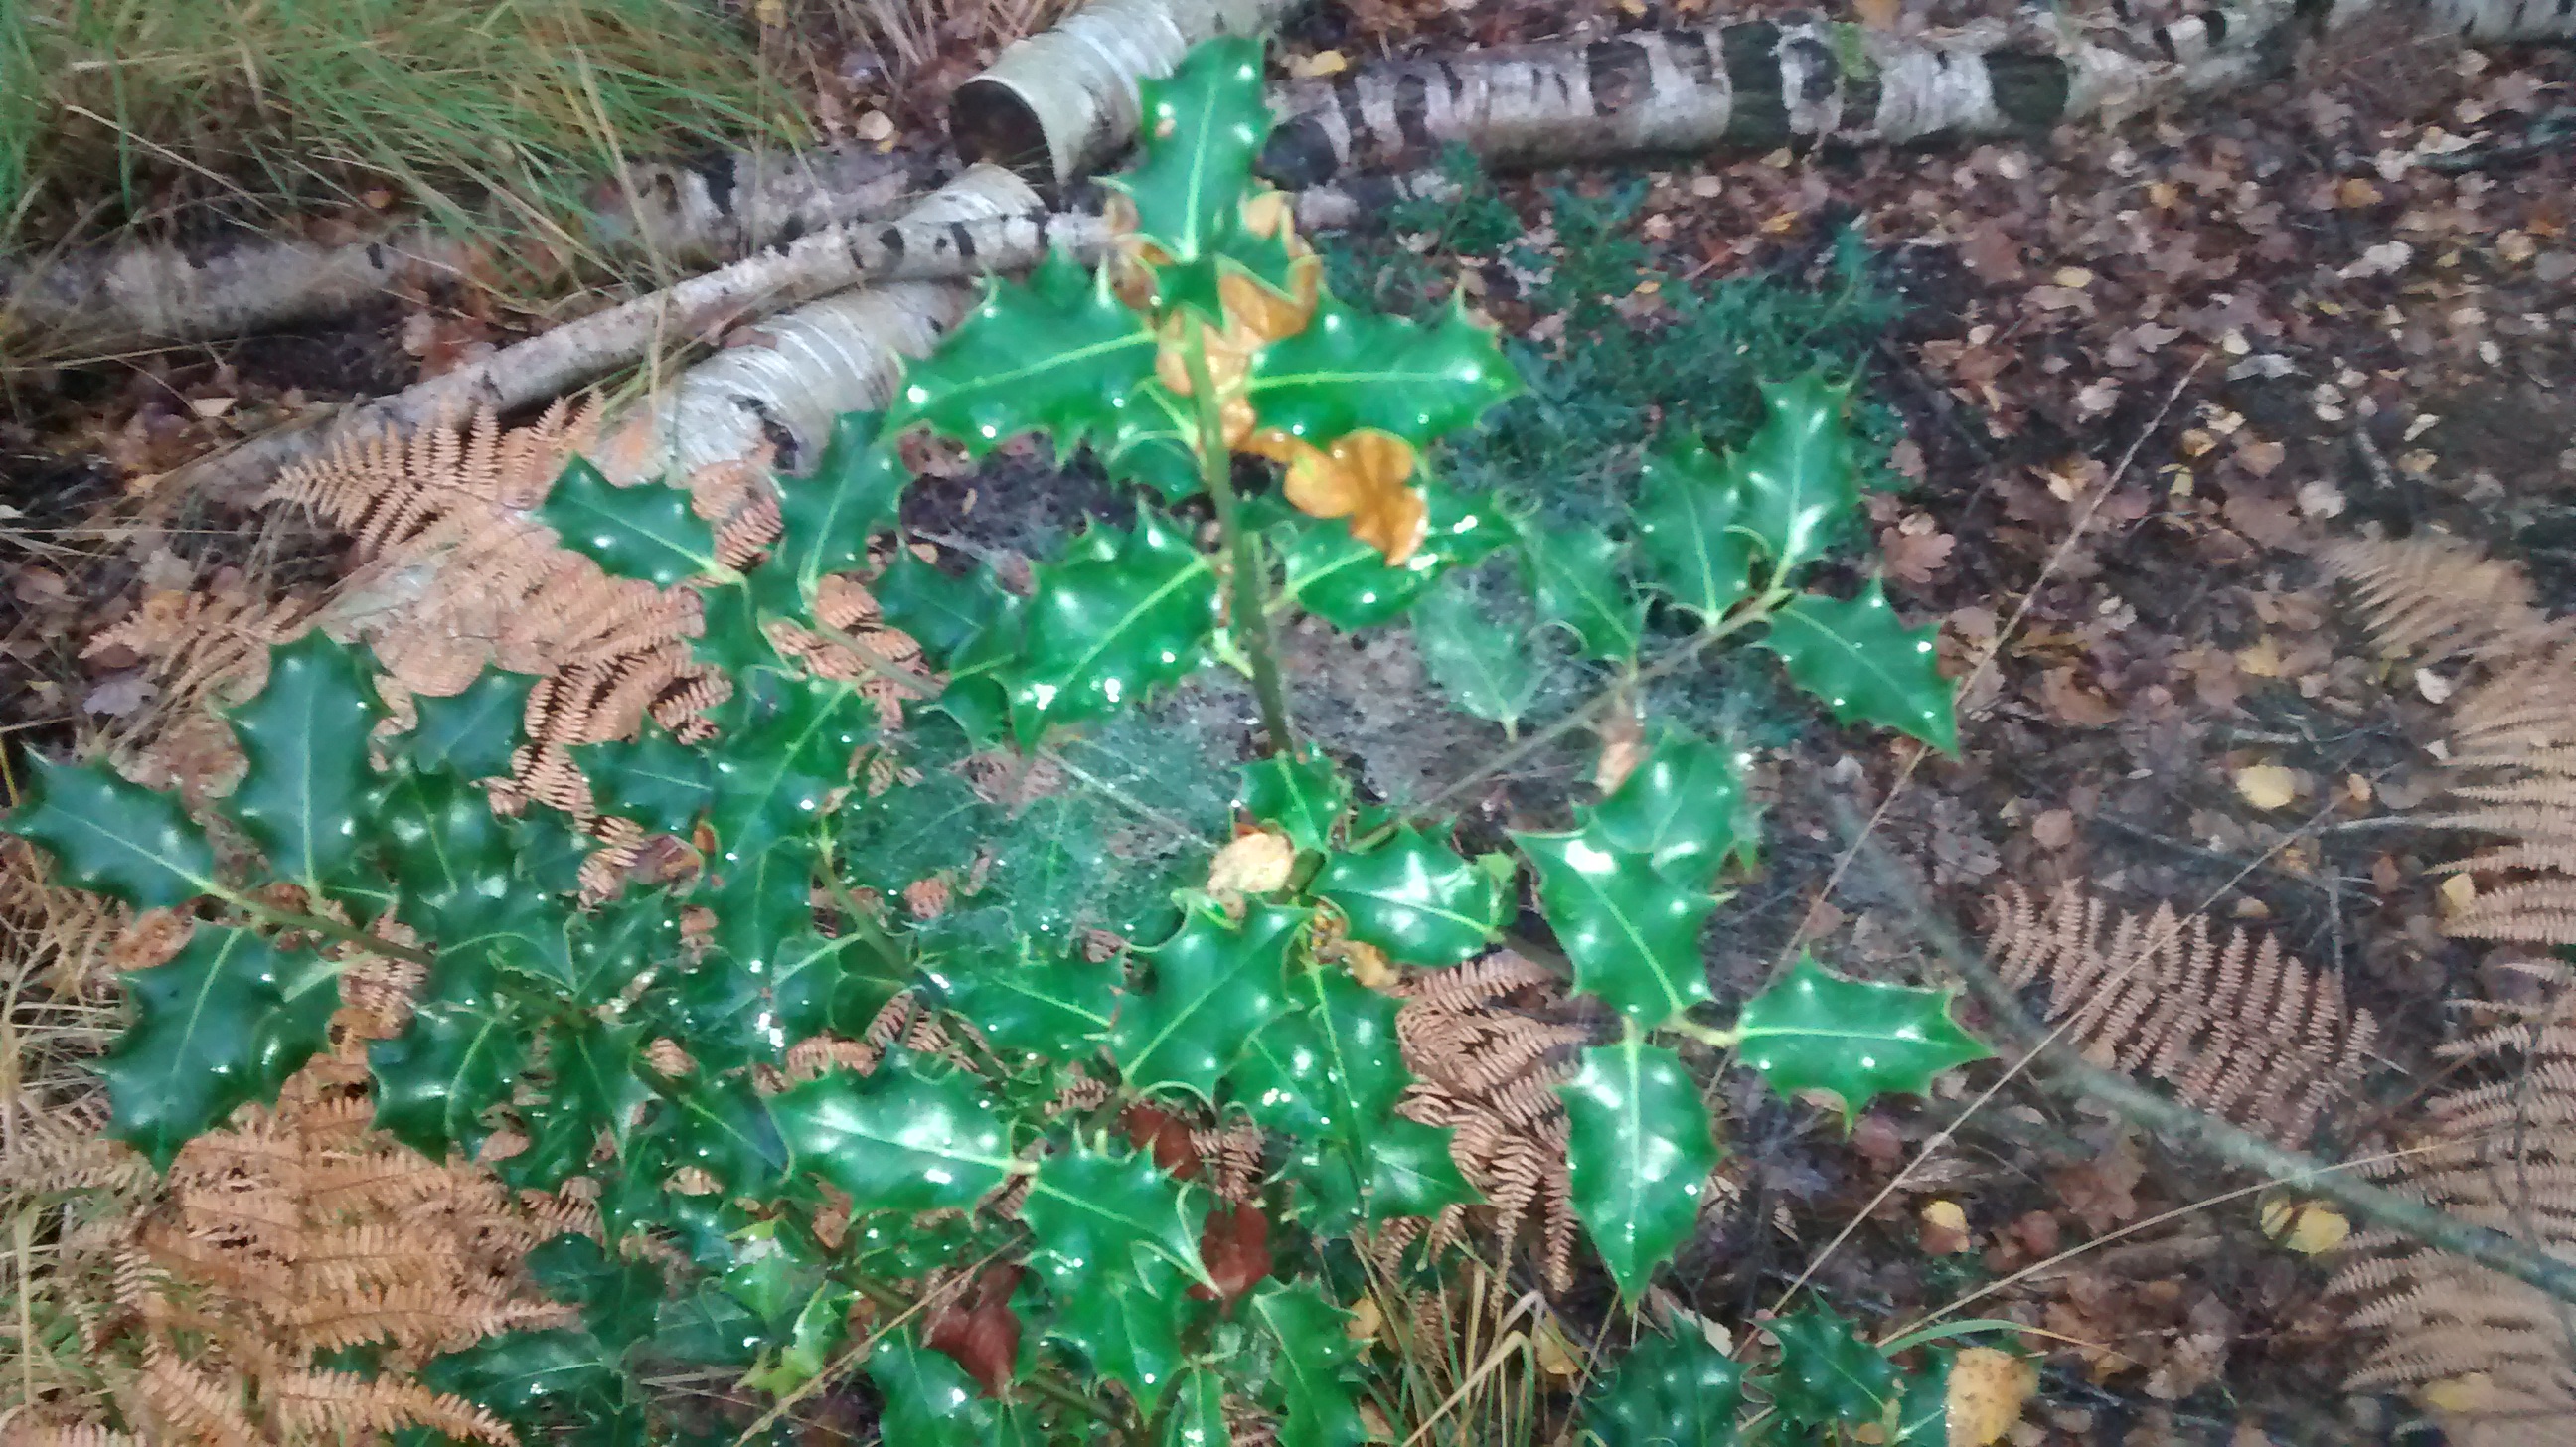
left=2319, top=534, right=2567, bottom=665
left=1986, top=884, right=2378, bottom=1148
left=2328, top=997, right=2576, bottom=1444
left=1387, top=954, right=1588, bottom=1292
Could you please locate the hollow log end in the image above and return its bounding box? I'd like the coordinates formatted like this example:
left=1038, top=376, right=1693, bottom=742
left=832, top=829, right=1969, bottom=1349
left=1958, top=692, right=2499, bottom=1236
left=952, top=77, right=1061, bottom=190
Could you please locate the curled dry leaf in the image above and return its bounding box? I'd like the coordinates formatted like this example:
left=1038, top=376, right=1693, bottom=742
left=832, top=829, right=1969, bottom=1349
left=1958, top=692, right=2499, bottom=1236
left=1193, top=1203, right=1272, bottom=1309
left=924, top=1263, right=1026, bottom=1397
left=1947, top=1347, right=2038, bottom=1446
left=1264, top=427, right=1427, bottom=564
left=1207, top=829, right=1296, bottom=896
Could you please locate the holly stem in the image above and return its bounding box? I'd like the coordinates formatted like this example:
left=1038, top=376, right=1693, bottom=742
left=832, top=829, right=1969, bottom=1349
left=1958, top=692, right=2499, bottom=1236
left=221, top=889, right=437, bottom=969
left=1181, top=328, right=1297, bottom=757
left=1659, top=1018, right=1738, bottom=1050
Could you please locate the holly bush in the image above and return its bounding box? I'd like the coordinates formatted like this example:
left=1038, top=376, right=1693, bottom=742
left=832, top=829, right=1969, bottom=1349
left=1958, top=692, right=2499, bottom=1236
left=6, top=37, right=1994, bottom=1447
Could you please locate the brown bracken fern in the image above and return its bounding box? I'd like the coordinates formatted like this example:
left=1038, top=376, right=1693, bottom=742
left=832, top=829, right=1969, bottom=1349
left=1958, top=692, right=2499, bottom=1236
left=1985, top=884, right=2379, bottom=1148
left=1383, top=952, right=1592, bottom=1293
left=2326, top=965, right=2576, bottom=1445
left=2318, top=534, right=2567, bottom=667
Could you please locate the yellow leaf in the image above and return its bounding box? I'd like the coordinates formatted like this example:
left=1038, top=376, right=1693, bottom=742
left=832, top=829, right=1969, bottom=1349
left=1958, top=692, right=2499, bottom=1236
left=2440, top=872, right=2479, bottom=915
left=1346, top=1294, right=1384, bottom=1345
left=2421, top=1373, right=2493, bottom=1414
left=2259, top=1199, right=2350, bottom=1254
left=1921, top=1200, right=1968, bottom=1233
left=1343, top=939, right=1400, bottom=990
left=1946, top=1347, right=2037, bottom=1447
left=1290, top=49, right=1348, bottom=78
left=2233, top=638, right=2283, bottom=677
left=1274, top=428, right=1427, bottom=564
left=1207, top=830, right=1296, bottom=896
left=1533, top=1320, right=1581, bottom=1377
left=2234, top=764, right=2299, bottom=811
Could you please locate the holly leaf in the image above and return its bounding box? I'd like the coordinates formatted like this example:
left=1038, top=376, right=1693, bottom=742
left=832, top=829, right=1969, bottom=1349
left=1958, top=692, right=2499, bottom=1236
left=1023, top=1145, right=1213, bottom=1388
left=1106, top=36, right=1272, bottom=317
left=1228, top=969, right=1471, bottom=1220
left=705, top=678, right=872, bottom=855
left=371, top=982, right=526, bottom=1161
left=1580, top=1326, right=1748, bottom=1447
left=940, top=943, right=1119, bottom=1061
left=875, top=547, right=1013, bottom=670
left=420, top=1329, right=626, bottom=1433
left=770, top=927, right=913, bottom=1045
left=1583, top=729, right=1755, bottom=890
left=1237, top=753, right=1346, bottom=855
left=769, top=410, right=908, bottom=600
left=1247, top=293, right=1518, bottom=451
left=527, top=1232, right=665, bottom=1352
left=1558, top=1036, right=1720, bottom=1299
left=570, top=725, right=711, bottom=836
left=1243, top=1282, right=1365, bottom=1447
left=1521, top=524, right=1642, bottom=662
left=1730, top=371, right=1856, bottom=580
left=1767, top=1304, right=1902, bottom=1431
left=891, top=252, right=1159, bottom=458
left=1161, top=1365, right=1234, bottom=1447
left=405, top=668, right=534, bottom=780
left=769, top=1055, right=1018, bottom=1211
left=657, top=1072, right=790, bottom=1198
left=1761, top=579, right=1958, bottom=753
left=1050, top=1275, right=1199, bottom=1417
left=1004, top=509, right=1217, bottom=744
left=1412, top=579, right=1541, bottom=731
left=1112, top=902, right=1305, bottom=1101
left=1313, top=826, right=1501, bottom=966
left=220, top=630, right=382, bottom=891
left=98, top=926, right=340, bottom=1169
left=870, top=1337, right=1036, bottom=1447
left=742, top=1281, right=856, bottom=1398
left=373, top=768, right=522, bottom=945
left=1513, top=829, right=1713, bottom=1030
left=1274, top=479, right=1511, bottom=631
left=1732, top=955, right=1990, bottom=1119
left=1634, top=435, right=1757, bottom=626
left=540, top=456, right=724, bottom=587
left=6, top=756, right=218, bottom=911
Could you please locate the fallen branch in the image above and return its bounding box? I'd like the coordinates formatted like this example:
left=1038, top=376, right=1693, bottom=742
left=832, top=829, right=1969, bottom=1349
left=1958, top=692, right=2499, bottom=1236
left=176, top=166, right=1079, bottom=504
left=1258, top=0, right=2576, bottom=185
left=1, top=142, right=926, bottom=352
left=954, top=0, right=1306, bottom=187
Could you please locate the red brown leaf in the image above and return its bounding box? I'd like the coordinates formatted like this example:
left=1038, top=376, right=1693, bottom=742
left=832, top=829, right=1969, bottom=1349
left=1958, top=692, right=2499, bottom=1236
left=1190, top=1203, right=1271, bottom=1310
left=924, top=1263, right=1025, bottom=1397
left=1120, top=1105, right=1204, bottom=1180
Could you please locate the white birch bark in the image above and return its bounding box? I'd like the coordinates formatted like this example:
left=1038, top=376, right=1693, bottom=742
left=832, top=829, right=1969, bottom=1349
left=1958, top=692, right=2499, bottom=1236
left=952, top=0, right=1304, bottom=187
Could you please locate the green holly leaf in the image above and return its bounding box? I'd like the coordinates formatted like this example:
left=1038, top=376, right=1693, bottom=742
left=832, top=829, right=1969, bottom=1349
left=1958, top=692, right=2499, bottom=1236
left=1313, top=826, right=1501, bottom=966
left=1004, top=509, right=1217, bottom=745
left=98, top=926, right=340, bottom=1169
left=1243, top=1282, right=1365, bottom=1447
left=1161, top=1365, right=1233, bottom=1447
left=573, top=726, right=711, bottom=836
left=1634, top=435, right=1757, bottom=626
left=1112, top=902, right=1305, bottom=1101
left=1761, top=579, right=1957, bottom=753
left=769, top=410, right=908, bottom=600
left=373, top=768, right=519, bottom=941
left=1274, top=479, right=1512, bottom=631
left=706, top=840, right=815, bottom=981
left=706, top=678, right=872, bottom=855
left=404, top=668, right=533, bottom=780
left=1730, top=371, right=1857, bottom=581
left=1893, top=1350, right=1955, bottom=1446
left=7, top=756, right=218, bottom=911
left=940, top=942, right=1119, bottom=1061
left=563, top=894, right=684, bottom=1007
left=1023, top=1141, right=1211, bottom=1329
left=742, top=1281, right=855, bottom=1397
left=870, top=1338, right=1035, bottom=1447
left=220, top=631, right=382, bottom=891
left=1228, top=969, right=1471, bottom=1219
left=1580, top=1326, right=1748, bottom=1447
left=1558, top=1036, right=1720, bottom=1299
left=527, top=1232, right=665, bottom=1352
left=1049, top=1275, right=1199, bottom=1417
left=1766, top=1304, right=1902, bottom=1431
left=1732, top=955, right=1989, bottom=1118
left=658, top=1072, right=790, bottom=1198
left=769, top=1054, right=1018, bottom=1211
left=421, top=1328, right=625, bottom=1432
left=1412, top=579, right=1540, bottom=731
left=1521, top=524, right=1642, bottom=662
left=1100, top=382, right=1204, bottom=503
left=771, top=926, right=912, bottom=1045
left=1584, top=729, right=1755, bottom=890
left=1105, top=35, right=1271, bottom=319
left=1246, top=293, right=1519, bottom=452
left=875, top=547, right=1013, bottom=670
left=1513, top=828, right=1713, bottom=1030
left=541, top=1013, right=654, bottom=1144
left=1236, top=753, right=1346, bottom=855
left=540, top=455, right=724, bottom=587
left=373, top=987, right=526, bottom=1161
left=891, top=252, right=1158, bottom=457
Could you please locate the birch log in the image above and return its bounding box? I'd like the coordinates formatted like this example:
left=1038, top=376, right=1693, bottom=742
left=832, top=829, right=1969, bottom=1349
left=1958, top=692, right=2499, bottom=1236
left=952, top=0, right=1304, bottom=187
left=180, top=166, right=1086, bottom=503
left=2, top=143, right=922, bottom=352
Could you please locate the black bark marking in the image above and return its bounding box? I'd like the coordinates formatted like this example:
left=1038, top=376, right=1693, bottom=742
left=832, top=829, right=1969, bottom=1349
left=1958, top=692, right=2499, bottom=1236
left=1586, top=39, right=1657, bottom=114
left=1258, top=118, right=1344, bottom=187
left=1334, top=79, right=1372, bottom=152
left=951, top=222, right=978, bottom=265
left=700, top=151, right=741, bottom=222
left=2203, top=10, right=2230, bottom=46
left=367, top=242, right=388, bottom=273
left=878, top=226, right=907, bottom=266
left=1395, top=71, right=1437, bottom=148
left=1984, top=52, right=2071, bottom=134
left=1671, top=29, right=1716, bottom=88
left=738, top=395, right=802, bottom=470
left=1718, top=22, right=1790, bottom=149
left=1786, top=34, right=1841, bottom=107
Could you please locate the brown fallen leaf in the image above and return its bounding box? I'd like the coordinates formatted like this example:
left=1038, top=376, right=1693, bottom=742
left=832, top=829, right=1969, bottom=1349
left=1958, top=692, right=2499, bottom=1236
left=1947, top=1347, right=2038, bottom=1446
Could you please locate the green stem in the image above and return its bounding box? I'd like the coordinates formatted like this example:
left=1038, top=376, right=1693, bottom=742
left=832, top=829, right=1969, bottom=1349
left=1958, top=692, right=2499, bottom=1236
left=221, top=890, right=437, bottom=969
left=1181, top=329, right=1297, bottom=756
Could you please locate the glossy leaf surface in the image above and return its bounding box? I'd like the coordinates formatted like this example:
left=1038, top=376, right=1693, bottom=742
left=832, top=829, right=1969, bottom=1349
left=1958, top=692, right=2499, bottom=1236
left=768, top=1057, right=1017, bottom=1211
left=1003, top=509, right=1216, bottom=744
left=1247, top=294, right=1518, bottom=451
left=8, top=755, right=216, bottom=910
left=1732, top=955, right=1989, bottom=1118
left=891, top=252, right=1158, bottom=457
left=1522, top=525, right=1642, bottom=661
left=100, top=926, right=340, bottom=1168
left=1514, top=828, right=1714, bottom=1029
left=1584, top=729, right=1754, bottom=889
left=1557, top=1036, right=1719, bottom=1298
left=1580, top=1326, right=1748, bottom=1447
left=1767, top=1304, right=1902, bottom=1430
left=1762, top=578, right=1957, bottom=753
left=405, top=667, right=533, bottom=781
left=540, top=456, right=722, bottom=587
left=1112, top=902, right=1304, bottom=1100
left=1313, top=826, right=1501, bottom=966
left=1244, top=1282, right=1366, bottom=1447
left=1634, top=436, right=1757, bottom=625
left=1236, top=752, right=1347, bottom=855
left=1730, top=371, right=1856, bottom=579
left=1412, top=581, right=1540, bottom=730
